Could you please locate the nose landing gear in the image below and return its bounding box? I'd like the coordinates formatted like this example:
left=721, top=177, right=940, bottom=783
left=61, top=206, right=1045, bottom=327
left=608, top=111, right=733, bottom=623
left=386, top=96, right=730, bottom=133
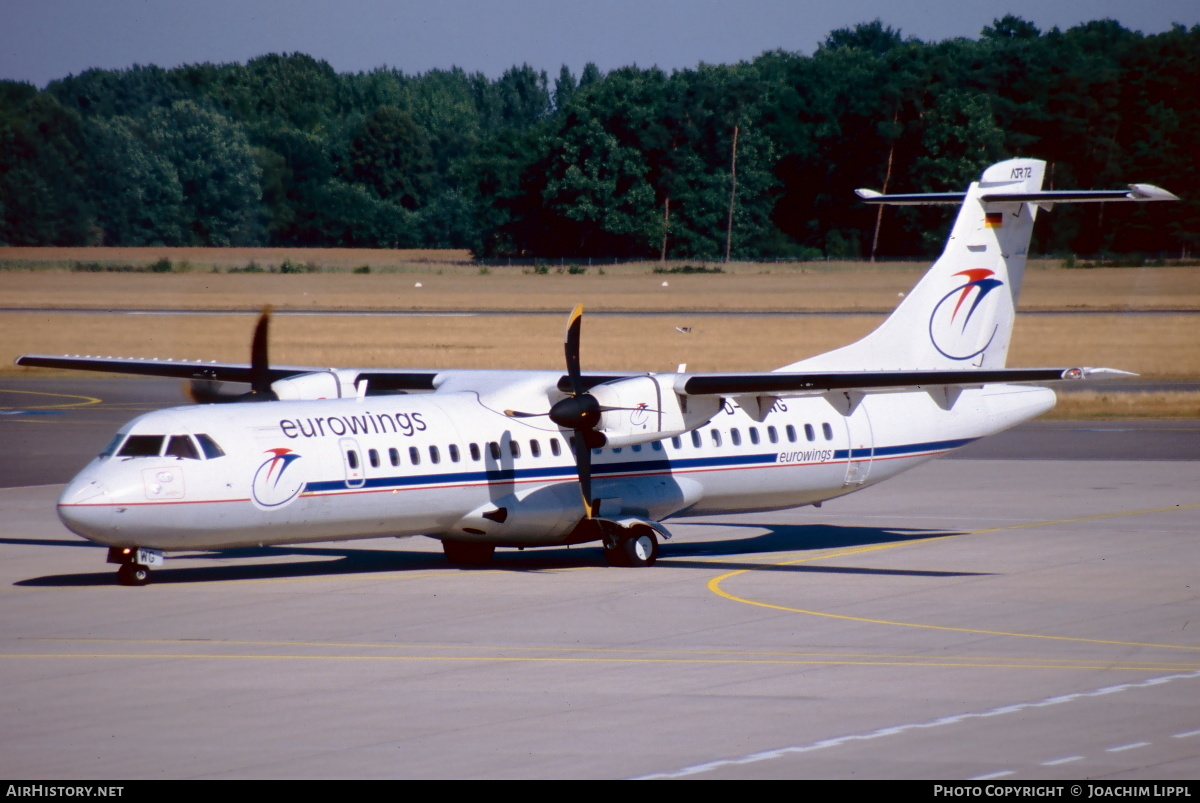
left=108, top=546, right=163, bottom=586
left=116, top=562, right=151, bottom=586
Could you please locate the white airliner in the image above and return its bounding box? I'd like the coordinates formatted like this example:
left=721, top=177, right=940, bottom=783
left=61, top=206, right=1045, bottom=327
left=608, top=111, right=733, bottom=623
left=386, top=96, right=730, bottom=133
left=18, top=158, right=1177, bottom=585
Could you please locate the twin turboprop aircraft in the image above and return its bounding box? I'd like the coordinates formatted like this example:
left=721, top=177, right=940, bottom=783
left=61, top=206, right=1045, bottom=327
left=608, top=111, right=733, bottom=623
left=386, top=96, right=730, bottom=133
left=18, top=158, right=1177, bottom=585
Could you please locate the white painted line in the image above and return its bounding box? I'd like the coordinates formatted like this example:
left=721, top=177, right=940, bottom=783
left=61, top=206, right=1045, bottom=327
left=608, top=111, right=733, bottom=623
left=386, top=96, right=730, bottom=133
left=1042, top=756, right=1083, bottom=766
left=635, top=668, right=1200, bottom=779
left=1106, top=742, right=1150, bottom=753
left=972, top=770, right=1015, bottom=780
left=1172, top=729, right=1200, bottom=739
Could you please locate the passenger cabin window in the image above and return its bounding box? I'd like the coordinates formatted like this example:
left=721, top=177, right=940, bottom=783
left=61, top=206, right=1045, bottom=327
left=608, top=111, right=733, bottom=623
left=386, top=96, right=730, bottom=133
left=509, top=441, right=521, bottom=458
left=368, top=449, right=380, bottom=468
left=786, top=425, right=797, bottom=443
left=671, top=436, right=682, bottom=449
left=469, top=443, right=481, bottom=461
left=389, top=447, right=400, bottom=467
left=823, top=423, right=834, bottom=440
left=749, top=427, right=760, bottom=445
left=730, top=429, right=742, bottom=447
left=631, top=444, right=641, bottom=452
left=691, top=431, right=702, bottom=448
left=805, top=424, right=815, bottom=442
left=449, top=444, right=460, bottom=463
left=409, top=446, right=421, bottom=465
left=652, top=441, right=663, bottom=451
left=711, top=429, right=722, bottom=447
left=347, top=450, right=360, bottom=470
left=488, top=442, right=501, bottom=460
left=118, top=435, right=165, bottom=457
left=550, top=438, right=561, bottom=457
left=429, top=446, right=440, bottom=464
left=166, top=435, right=199, bottom=460
left=195, top=434, right=225, bottom=459
left=767, top=426, right=778, bottom=444
left=530, top=440, right=541, bottom=458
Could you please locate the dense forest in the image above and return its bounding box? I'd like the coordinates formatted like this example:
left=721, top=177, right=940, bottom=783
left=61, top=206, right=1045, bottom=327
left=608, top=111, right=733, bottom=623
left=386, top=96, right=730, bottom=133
left=1, top=17, right=1197, bottom=260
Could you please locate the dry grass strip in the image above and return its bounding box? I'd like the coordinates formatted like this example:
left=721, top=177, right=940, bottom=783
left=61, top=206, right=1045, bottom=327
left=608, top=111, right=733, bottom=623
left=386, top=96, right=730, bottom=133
left=1, top=265, right=1198, bottom=312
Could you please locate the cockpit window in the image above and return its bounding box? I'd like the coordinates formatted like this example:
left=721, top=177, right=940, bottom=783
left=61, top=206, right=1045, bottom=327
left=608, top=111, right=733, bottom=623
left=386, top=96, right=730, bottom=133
left=195, top=434, right=225, bottom=459
left=118, top=435, right=165, bottom=457
left=99, top=433, right=126, bottom=458
left=166, top=435, right=200, bottom=460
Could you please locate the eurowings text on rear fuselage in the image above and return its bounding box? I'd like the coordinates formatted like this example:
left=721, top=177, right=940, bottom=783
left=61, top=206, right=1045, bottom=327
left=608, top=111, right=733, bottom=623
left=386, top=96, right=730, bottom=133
left=24, top=158, right=1177, bottom=585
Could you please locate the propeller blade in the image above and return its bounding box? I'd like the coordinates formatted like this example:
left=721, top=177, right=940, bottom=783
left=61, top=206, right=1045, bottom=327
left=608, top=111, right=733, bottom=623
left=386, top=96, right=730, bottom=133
left=574, top=435, right=594, bottom=518
left=250, top=306, right=273, bottom=396
left=564, top=303, right=584, bottom=397
left=503, top=409, right=546, bottom=419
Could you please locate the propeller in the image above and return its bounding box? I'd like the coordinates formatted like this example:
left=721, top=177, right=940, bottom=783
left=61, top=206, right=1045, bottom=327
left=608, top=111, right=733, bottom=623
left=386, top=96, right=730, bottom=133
left=186, top=307, right=278, bottom=403
left=505, top=304, right=606, bottom=518
left=555, top=305, right=604, bottom=518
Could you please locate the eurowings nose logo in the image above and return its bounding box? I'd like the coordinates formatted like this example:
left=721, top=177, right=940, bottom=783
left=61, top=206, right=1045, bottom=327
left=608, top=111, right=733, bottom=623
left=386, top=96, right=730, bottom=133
left=928, top=269, right=1005, bottom=360
left=251, top=448, right=305, bottom=509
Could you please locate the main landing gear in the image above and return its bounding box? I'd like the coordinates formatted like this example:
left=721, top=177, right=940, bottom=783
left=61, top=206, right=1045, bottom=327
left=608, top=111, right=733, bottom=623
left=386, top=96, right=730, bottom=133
left=603, top=525, right=659, bottom=568
left=108, top=546, right=163, bottom=586
left=442, top=539, right=496, bottom=566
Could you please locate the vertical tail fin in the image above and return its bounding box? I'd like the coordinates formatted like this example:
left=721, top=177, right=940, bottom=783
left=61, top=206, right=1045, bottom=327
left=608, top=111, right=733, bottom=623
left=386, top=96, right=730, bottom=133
left=785, top=158, right=1045, bottom=372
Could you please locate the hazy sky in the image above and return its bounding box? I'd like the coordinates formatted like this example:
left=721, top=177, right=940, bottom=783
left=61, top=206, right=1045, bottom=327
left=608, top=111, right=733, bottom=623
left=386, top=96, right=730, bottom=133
left=2, top=0, right=1197, bottom=88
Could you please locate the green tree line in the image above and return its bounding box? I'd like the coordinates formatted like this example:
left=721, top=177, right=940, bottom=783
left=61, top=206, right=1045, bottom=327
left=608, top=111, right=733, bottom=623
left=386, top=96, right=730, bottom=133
left=2, top=16, right=1196, bottom=259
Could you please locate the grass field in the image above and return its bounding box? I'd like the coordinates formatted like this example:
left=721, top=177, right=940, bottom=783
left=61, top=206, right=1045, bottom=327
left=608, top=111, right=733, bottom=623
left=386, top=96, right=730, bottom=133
left=2, top=263, right=1199, bottom=312
left=2, top=250, right=1196, bottom=418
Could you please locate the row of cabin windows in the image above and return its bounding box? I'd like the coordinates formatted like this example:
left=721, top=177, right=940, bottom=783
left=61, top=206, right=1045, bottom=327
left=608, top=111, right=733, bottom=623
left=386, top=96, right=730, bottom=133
left=666, top=422, right=834, bottom=451
left=343, top=420, right=837, bottom=471
left=348, top=437, right=566, bottom=470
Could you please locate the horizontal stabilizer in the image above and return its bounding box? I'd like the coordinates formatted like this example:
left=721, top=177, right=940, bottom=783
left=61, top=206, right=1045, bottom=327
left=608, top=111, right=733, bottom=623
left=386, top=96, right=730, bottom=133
left=856, top=184, right=1178, bottom=206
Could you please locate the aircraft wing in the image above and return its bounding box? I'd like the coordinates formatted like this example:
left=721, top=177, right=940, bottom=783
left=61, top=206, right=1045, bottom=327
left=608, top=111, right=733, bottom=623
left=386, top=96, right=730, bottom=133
left=17, top=354, right=1127, bottom=401
left=674, top=367, right=1125, bottom=396
left=556, top=367, right=1128, bottom=396
left=14, top=355, right=442, bottom=391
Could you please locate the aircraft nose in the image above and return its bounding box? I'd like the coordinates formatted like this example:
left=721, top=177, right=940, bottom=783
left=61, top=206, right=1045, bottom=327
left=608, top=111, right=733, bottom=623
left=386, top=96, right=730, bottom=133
left=57, top=477, right=117, bottom=541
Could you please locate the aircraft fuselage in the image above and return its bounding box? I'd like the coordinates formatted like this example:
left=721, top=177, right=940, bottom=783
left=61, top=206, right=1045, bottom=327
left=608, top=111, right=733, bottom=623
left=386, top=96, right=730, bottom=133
left=57, top=380, right=1055, bottom=552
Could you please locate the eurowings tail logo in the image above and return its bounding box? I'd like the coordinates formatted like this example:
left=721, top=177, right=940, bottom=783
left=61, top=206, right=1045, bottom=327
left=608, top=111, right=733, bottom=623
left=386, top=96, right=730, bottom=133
left=251, top=448, right=305, bottom=509
left=928, top=269, right=1005, bottom=361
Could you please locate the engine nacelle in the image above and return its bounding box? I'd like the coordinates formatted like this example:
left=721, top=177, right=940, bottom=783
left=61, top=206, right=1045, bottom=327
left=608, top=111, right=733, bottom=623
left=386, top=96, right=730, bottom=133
left=271, top=370, right=362, bottom=401
left=450, top=484, right=582, bottom=544
left=590, top=375, right=720, bottom=448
